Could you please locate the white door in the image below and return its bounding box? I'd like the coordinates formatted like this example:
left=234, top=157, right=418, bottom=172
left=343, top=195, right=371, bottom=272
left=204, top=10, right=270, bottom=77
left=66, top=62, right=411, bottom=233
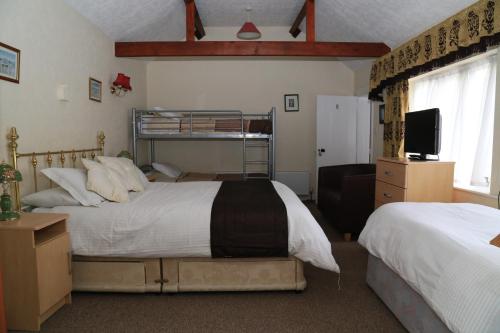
left=316, top=95, right=371, bottom=200
left=316, top=95, right=371, bottom=168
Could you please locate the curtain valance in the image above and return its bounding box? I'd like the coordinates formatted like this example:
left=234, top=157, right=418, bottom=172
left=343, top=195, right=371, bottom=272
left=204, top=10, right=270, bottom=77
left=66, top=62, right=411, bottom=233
left=369, top=0, right=500, bottom=101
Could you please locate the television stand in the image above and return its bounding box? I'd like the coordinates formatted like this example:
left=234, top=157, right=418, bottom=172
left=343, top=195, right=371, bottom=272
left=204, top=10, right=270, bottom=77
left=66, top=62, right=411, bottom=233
left=408, top=154, right=439, bottom=161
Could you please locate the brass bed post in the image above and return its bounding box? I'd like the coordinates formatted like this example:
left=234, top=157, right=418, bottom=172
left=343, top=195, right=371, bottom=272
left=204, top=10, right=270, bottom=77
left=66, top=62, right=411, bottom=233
left=98, top=131, right=105, bottom=156
left=8, top=127, right=21, bottom=211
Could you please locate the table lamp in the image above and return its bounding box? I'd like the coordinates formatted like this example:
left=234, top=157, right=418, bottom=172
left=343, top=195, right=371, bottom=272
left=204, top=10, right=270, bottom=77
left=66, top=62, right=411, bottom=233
left=0, top=162, right=22, bottom=221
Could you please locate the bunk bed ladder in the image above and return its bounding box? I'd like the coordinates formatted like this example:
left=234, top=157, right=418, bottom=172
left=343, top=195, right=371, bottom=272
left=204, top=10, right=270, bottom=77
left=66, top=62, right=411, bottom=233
left=243, top=138, right=272, bottom=180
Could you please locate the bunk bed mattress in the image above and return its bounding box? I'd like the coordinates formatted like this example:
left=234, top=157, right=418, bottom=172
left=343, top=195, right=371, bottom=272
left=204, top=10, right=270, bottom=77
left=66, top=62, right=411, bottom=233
left=358, top=202, right=500, bottom=333
left=35, top=181, right=339, bottom=272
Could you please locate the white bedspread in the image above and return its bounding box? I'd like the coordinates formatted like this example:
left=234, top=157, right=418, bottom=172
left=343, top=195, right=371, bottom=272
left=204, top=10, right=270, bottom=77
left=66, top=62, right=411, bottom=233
left=36, top=181, right=339, bottom=272
left=359, top=202, right=500, bottom=333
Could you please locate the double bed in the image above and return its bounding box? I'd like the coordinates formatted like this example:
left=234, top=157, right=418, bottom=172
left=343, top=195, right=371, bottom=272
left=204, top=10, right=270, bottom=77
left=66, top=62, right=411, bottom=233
left=359, top=202, right=500, bottom=333
left=8, top=127, right=339, bottom=293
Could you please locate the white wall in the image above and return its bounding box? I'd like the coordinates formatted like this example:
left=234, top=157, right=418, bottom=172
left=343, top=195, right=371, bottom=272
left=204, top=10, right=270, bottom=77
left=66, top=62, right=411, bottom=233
left=0, top=0, right=147, bottom=194
left=146, top=59, right=354, bottom=192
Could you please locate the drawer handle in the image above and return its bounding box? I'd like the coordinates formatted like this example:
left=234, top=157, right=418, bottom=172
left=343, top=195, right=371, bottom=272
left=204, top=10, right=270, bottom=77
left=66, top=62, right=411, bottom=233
left=384, top=171, right=393, bottom=177
left=67, top=252, right=72, bottom=275
left=383, top=192, right=393, bottom=199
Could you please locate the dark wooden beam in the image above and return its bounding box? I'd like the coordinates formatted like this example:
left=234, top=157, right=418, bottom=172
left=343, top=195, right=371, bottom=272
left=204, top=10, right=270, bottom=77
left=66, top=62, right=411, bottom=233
left=185, top=0, right=205, bottom=40
left=289, top=2, right=306, bottom=38
left=194, top=3, right=206, bottom=40
left=115, top=41, right=390, bottom=58
left=185, top=0, right=195, bottom=42
left=306, top=0, right=315, bottom=42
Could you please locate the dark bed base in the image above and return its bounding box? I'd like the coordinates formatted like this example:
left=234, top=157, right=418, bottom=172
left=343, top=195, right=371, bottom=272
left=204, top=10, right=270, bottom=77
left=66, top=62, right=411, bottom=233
left=366, top=254, right=451, bottom=333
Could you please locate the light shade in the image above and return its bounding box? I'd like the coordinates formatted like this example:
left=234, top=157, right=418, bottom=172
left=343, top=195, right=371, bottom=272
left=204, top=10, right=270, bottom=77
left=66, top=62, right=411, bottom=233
left=0, top=162, right=22, bottom=183
left=112, top=73, right=132, bottom=91
left=237, top=22, right=261, bottom=40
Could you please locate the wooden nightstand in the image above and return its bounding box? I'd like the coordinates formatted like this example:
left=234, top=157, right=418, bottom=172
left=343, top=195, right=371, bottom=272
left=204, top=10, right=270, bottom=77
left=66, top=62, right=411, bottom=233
left=375, top=157, right=455, bottom=208
left=0, top=213, right=72, bottom=331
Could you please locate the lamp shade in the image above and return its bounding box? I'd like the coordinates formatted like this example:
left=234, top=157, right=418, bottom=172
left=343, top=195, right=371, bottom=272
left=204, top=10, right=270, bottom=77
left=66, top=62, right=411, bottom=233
left=0, top=163, right=22, bottom=183
left=113, top=73, right=132, bottom=91
left=237, top=22, right=261, bottom=40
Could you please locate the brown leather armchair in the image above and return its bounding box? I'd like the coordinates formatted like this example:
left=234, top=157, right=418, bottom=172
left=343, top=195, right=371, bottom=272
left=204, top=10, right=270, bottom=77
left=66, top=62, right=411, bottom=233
left=317, top=164, right=376, bottom=241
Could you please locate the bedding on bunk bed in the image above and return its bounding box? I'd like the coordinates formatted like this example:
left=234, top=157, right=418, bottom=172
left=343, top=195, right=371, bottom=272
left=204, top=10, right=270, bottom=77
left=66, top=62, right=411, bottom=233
left=140, top=116, right=272, bottom=135
left=358, top=202, right=500, bottom=333
left=34, top=181, right=339, bottom=273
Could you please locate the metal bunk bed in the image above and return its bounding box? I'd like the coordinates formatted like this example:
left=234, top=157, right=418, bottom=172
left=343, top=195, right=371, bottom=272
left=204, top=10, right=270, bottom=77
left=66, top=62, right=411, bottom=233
left=132, top=107, right=276, bottom=180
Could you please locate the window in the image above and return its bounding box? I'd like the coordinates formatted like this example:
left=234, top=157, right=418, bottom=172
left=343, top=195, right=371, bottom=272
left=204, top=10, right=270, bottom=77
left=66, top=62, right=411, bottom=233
left=409, top=52, right=497, bottom=191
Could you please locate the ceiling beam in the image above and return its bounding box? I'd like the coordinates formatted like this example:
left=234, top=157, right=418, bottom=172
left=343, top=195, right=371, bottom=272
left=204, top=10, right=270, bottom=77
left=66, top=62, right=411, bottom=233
left=290, top=0, right=315, bottom=41
left=115, top=41, right=390, bottom=58
left=185, top=0, right=195, bottom=42
left=289, top=2, right=306, bottom=38
left=194, top=3, right=206, bottom=40
left=184, top=0, right=205, bottom=40
left=306, top=0, right=315, bottom=42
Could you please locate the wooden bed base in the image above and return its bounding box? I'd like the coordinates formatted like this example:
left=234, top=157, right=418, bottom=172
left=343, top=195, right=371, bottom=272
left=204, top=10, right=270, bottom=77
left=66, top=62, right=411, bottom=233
left=72, top=256, right=306, bottom=293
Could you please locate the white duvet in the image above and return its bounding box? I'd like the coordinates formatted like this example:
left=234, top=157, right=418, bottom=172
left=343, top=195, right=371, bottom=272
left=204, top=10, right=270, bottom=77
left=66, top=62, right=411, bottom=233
left=36, top=181, right=339, bottom=272
left=359, top=202, right=500, bottom=333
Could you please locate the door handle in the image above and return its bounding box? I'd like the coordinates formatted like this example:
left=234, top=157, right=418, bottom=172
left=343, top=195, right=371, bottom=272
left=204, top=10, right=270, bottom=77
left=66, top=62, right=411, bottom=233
left=318, top=148, right=325, bottom=156
left=383, top=192, right=393, bottom=199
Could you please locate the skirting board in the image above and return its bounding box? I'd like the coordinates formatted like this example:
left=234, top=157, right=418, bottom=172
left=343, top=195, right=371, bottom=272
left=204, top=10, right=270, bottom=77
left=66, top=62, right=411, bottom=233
left=72, top=256, right=306, bottom=293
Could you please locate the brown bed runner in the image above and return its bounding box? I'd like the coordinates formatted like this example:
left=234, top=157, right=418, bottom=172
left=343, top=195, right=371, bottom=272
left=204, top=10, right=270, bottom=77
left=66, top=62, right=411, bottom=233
left=211, top=180, right=288, bottom=258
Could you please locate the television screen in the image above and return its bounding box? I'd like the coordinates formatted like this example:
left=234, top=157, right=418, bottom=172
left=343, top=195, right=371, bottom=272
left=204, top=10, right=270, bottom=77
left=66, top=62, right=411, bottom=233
left=404, top=108, right=441, bottom=160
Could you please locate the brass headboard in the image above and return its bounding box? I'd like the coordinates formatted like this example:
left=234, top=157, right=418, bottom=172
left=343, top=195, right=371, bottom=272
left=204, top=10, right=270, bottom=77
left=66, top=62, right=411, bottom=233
left=8, top=127, right=105, bottom=211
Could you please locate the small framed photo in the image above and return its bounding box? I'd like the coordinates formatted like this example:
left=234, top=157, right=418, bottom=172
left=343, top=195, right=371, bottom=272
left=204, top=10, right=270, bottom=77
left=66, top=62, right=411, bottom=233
left=0, top=42, right=20, bottom=84
left=284, top=94, right=299, bottom=112
left=379, top=104, right=385, bottom=124
left=89, top=77, right=102, bottom=102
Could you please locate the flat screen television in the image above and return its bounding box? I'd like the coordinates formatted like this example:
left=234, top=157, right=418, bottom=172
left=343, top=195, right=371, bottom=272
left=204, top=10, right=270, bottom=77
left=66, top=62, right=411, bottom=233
left=404, top=108, right=441, bottom=161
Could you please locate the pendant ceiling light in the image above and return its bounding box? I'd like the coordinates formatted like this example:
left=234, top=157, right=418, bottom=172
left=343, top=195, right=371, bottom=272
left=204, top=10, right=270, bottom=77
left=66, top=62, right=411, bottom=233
left=237, top=7, right=261, bottom=40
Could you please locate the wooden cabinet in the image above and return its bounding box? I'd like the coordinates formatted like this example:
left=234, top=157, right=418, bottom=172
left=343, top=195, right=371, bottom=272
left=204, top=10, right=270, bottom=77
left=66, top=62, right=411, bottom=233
left=0, top=213, right=71, bottom=331
left=0, top=270, right=6, bottom=333
left=375, top=158, right=455, bottom=208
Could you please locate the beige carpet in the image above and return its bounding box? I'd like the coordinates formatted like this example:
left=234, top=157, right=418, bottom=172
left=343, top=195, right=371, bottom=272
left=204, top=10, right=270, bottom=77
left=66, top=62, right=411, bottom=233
left=34, top=203, right=405, bottom=333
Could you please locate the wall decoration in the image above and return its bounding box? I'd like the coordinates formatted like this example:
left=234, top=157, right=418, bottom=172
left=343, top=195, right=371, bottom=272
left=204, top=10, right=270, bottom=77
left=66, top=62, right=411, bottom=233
left=379, top=104, right=385, bottom=124
left=0, top=42, right=20, bottom=84
left=89, top=77, right=102, bottom=102
left=284, top=94, right=299, bottom=112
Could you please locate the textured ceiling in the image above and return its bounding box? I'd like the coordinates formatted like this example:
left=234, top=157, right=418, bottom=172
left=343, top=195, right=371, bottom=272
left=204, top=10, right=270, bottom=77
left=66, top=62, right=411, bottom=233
left=65, top=0, right=477, bottom=48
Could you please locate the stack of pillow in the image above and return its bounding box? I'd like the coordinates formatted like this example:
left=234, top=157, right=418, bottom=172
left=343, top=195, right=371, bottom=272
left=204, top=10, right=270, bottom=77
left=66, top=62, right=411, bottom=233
left=22, top=156, right=149, bottom=208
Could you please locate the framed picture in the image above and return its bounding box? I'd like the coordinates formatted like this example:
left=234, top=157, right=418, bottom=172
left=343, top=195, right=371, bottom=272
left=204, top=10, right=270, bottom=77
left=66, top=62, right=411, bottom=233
left=89, top=77, right=102, bottom=102
left=379, top=104, right=385, bottom=124
left=284, top=94, right=299, bottom=112
left=0, top=42, right=20, bottom=84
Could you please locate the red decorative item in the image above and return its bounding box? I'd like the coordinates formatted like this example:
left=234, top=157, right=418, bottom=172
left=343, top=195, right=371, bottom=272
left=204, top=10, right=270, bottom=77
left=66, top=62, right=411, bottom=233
left=237, top=22, right=261, bottom=40
left=112, top=73, right=132, bottom=91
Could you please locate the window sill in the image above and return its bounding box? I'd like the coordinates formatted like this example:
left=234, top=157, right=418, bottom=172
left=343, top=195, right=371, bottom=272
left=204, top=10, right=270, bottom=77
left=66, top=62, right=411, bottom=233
left=453, top=184, right=496, bottom=199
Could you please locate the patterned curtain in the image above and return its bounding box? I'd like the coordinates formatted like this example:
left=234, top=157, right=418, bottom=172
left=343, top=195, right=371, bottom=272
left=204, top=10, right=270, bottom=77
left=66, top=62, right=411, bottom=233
left=369, top=0, right=499, bottom=101
left=383, top=80, right=409, bottom=158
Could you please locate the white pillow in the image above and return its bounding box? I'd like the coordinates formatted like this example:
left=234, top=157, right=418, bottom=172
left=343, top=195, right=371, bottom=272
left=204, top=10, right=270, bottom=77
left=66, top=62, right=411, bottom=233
left=82, top=159, right=129, bottom=203
left=41, top=168, right=105, bottom=207
left=135, top=165, right=150, bottom=189
left=22, top=187, right=81, bottom=208
left=97, top=156, right=144, bottom=192
left=152, top=162, right=182, bottom=178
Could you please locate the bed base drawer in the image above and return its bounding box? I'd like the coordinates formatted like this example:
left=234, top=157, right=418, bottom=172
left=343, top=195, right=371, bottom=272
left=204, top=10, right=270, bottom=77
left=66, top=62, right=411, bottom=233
left=72, top=259, right=161, bottom=293
left=71, top=256, right=306, bottom=293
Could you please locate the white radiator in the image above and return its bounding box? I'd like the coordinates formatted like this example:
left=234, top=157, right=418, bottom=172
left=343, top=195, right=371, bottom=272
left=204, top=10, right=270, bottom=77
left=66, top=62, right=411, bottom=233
left=275, top=171, right=311, bottom=199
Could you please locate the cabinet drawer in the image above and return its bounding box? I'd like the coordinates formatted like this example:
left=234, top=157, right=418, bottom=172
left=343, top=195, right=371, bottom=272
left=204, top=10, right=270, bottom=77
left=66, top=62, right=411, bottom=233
left=375, top=181, right=406, bottom=204
left=376, top=161, right=407, bottom=188
left=36, top=233, right=71, bottom=314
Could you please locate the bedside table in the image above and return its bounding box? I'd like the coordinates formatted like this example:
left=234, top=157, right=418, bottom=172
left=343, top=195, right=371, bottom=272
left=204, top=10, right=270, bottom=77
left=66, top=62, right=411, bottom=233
left=0, top=213, right=72, bottom=331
